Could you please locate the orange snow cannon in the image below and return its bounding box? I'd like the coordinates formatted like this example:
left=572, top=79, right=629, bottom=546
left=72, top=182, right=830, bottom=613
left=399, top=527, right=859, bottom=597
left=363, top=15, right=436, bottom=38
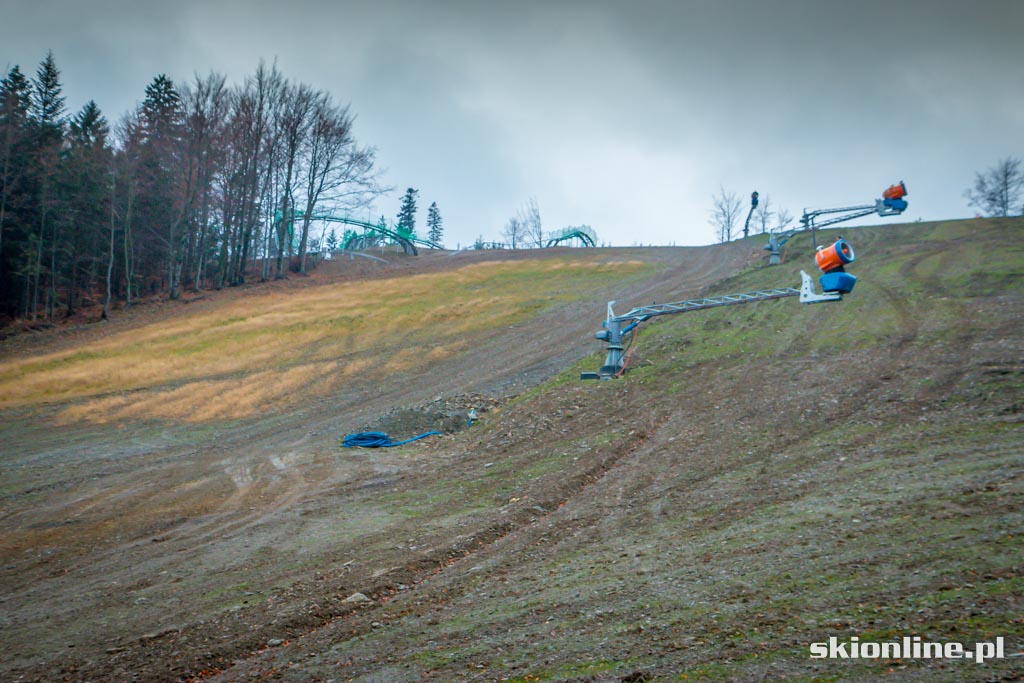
left=883, top=181, right=907, bottom=201
left=815, top=238, right=856, bottom=273
left=816, top=238, right=858, bottom=293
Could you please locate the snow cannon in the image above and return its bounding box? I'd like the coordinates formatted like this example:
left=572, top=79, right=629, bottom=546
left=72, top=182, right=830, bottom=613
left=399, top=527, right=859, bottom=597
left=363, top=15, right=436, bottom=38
left=815, top=238, right=855, bottom=272
left=881, top=181, right=908, bottom=213
left=815, top=238, right=857, bottom=294
left=883, top=182, right=907, bottom=201
left=799, top=181, right=910, bottom=247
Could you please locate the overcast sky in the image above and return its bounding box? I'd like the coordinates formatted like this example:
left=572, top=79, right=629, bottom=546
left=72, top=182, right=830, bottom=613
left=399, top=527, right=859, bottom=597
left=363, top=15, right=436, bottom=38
left=3, top=0, right=1022, bottom=247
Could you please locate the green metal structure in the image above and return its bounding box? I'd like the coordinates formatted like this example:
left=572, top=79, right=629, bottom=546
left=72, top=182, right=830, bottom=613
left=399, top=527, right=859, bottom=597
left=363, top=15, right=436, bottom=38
left=280, top=210, right=444, bottom=256
left=546, top=225, right=597, bottom=248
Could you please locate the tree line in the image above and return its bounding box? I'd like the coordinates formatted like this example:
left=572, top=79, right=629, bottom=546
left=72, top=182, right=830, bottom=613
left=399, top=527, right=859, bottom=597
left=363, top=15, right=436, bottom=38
left=0, top=52, right=385, bottom=322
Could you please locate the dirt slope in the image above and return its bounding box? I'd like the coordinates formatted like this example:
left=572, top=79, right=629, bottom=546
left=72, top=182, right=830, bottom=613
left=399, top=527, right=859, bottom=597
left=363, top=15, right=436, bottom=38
left=1, top=220, right=1021, bottom=682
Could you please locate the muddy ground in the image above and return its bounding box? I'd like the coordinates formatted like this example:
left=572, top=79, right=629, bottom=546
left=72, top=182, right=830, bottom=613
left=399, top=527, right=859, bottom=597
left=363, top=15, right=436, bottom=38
left=1, top=221, right=1021, bottom=682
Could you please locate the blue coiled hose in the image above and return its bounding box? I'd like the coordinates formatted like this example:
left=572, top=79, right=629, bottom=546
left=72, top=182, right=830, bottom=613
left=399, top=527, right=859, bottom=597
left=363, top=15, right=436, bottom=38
left=341, top=430, right=441, bottom=448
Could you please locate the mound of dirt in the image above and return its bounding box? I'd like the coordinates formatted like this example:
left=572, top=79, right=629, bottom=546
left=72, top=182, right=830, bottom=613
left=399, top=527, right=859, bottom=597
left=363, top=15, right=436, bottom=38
left=357, top=393, right=508, bottom=437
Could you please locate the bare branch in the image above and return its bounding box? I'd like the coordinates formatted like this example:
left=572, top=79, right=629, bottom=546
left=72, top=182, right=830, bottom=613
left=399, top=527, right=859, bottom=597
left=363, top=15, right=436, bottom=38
left=708, top=186, right=742, bottom=243
left=965, top=157, right=1023, bottom=217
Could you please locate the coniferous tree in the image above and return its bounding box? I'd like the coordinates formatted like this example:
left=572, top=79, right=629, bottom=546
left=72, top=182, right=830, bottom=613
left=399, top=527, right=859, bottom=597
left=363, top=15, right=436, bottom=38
left=396, top=187, right=418, bottom=239
left=30, top=51, right=67, bottom=319
left=426, top=201, right=443, bottom=246
left=62, top=100, right=111, bottom=316
left=32, top=52, right=65, bottom=146
left=0, top=56, right=388, bottom=322
left=137, top=74, right=187, bottom=298
left=0, top=65, right=34, bottom=315
left=141, top=74, right=182, bottom=144
left=341, top=228, right=357, bottom=249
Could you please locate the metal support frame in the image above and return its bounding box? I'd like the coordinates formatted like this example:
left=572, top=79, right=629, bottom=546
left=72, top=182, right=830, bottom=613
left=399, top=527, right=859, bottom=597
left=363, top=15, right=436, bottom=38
left=800, top=198, right=906, bottom=247
left=282, top=211, right=445, bottom=257
left=764, top=228, right=796, bottom=265
left=546, top=225, right=598, bottom=248
left=582, top=271, right=842, bottom=379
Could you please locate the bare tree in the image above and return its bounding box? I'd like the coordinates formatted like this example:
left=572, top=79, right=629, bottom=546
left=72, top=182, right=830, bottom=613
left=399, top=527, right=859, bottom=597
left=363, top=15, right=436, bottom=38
left=180, top=72, right=230, bottom=292
left=753, top=193, right=774, bottom=234
left=965, top=157, right=1023, bottom=217
left=103, top=164, right=116, bottom=320
left=296, top=98, right=344, bottom=273
left=231, top=61, right=283, bottom=286
left=501, top=215, right=524, bottom=249
left=112, top=109, right=144, bottom=305
left=272, top=81, right=316, bottom=278
left=521, top=197, right=543, bottom=247
left=296, top=100, right=386, bottom=272
left=209, top=61, right=285, bottom=288
left=709, top=186, right=742, bottom=243
left=775, top=207, right=794, bottom=232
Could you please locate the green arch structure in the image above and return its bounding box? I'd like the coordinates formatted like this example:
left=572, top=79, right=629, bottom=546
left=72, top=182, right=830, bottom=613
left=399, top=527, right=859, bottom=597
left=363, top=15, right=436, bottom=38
left=280, top=211, right=443, bottom=256
left=546, top=225, right=597, bottom=248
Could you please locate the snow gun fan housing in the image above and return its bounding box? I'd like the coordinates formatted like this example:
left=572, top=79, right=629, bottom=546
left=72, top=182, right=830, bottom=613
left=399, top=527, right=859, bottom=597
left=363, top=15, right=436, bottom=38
left=881, top=181, right=908, bottom=213
left=816, top=238, right=857, bottom=294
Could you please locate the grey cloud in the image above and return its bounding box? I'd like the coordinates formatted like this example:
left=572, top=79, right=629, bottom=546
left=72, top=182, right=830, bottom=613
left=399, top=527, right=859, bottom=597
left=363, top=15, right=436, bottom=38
left=2, top=0, right=1021, bottom=246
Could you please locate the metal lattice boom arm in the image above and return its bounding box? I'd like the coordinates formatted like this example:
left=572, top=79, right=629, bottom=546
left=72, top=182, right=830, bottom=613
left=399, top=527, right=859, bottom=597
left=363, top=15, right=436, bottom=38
left=611, top=288, right=801, bottom=324
left=801, top=207, right=876, bottom=230
left=584, top=270, right=843, bottom=379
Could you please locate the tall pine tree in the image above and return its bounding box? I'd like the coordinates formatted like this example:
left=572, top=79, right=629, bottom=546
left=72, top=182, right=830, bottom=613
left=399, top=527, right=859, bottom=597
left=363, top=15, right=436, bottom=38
left=396, top=187, right=418, bottom=239
left=0, top=65, right=34, bottom=315
left=137, top=74, right=186, bottom=298
left=29, top=51, right=66, bottom=319
left=426, top=201, right=442, bottom=246
left=62, top=100, right=111, bottom=316
left=32, top=52, right=65, bottom=146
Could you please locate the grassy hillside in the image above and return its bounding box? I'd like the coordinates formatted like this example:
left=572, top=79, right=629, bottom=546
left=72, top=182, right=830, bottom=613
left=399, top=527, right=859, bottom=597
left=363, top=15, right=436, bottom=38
left=231, top=218, right=1020, bottom=682
left=1, top=219, right=1020, bottom=682
left=0, top=256, right=650, bottom=422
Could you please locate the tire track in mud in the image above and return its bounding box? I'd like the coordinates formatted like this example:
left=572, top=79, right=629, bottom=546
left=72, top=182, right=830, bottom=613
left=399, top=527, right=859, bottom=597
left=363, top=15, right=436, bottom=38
left=4, top=244, right=759, bottom=682
left=193, top=278, right=969, bottom=680
left=62, top=407, right=676, bottom=683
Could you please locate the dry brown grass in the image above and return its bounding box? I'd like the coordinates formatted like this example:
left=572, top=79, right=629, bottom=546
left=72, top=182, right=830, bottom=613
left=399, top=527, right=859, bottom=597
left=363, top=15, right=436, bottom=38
left=3, top=258, right=646, bottom=423
left=55, top=361, right=340, bottom=424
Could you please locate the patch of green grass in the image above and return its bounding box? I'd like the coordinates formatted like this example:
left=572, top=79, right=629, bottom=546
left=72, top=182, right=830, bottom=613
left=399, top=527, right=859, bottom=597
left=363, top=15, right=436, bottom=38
left=618, top=219, right=1024, bottom=377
